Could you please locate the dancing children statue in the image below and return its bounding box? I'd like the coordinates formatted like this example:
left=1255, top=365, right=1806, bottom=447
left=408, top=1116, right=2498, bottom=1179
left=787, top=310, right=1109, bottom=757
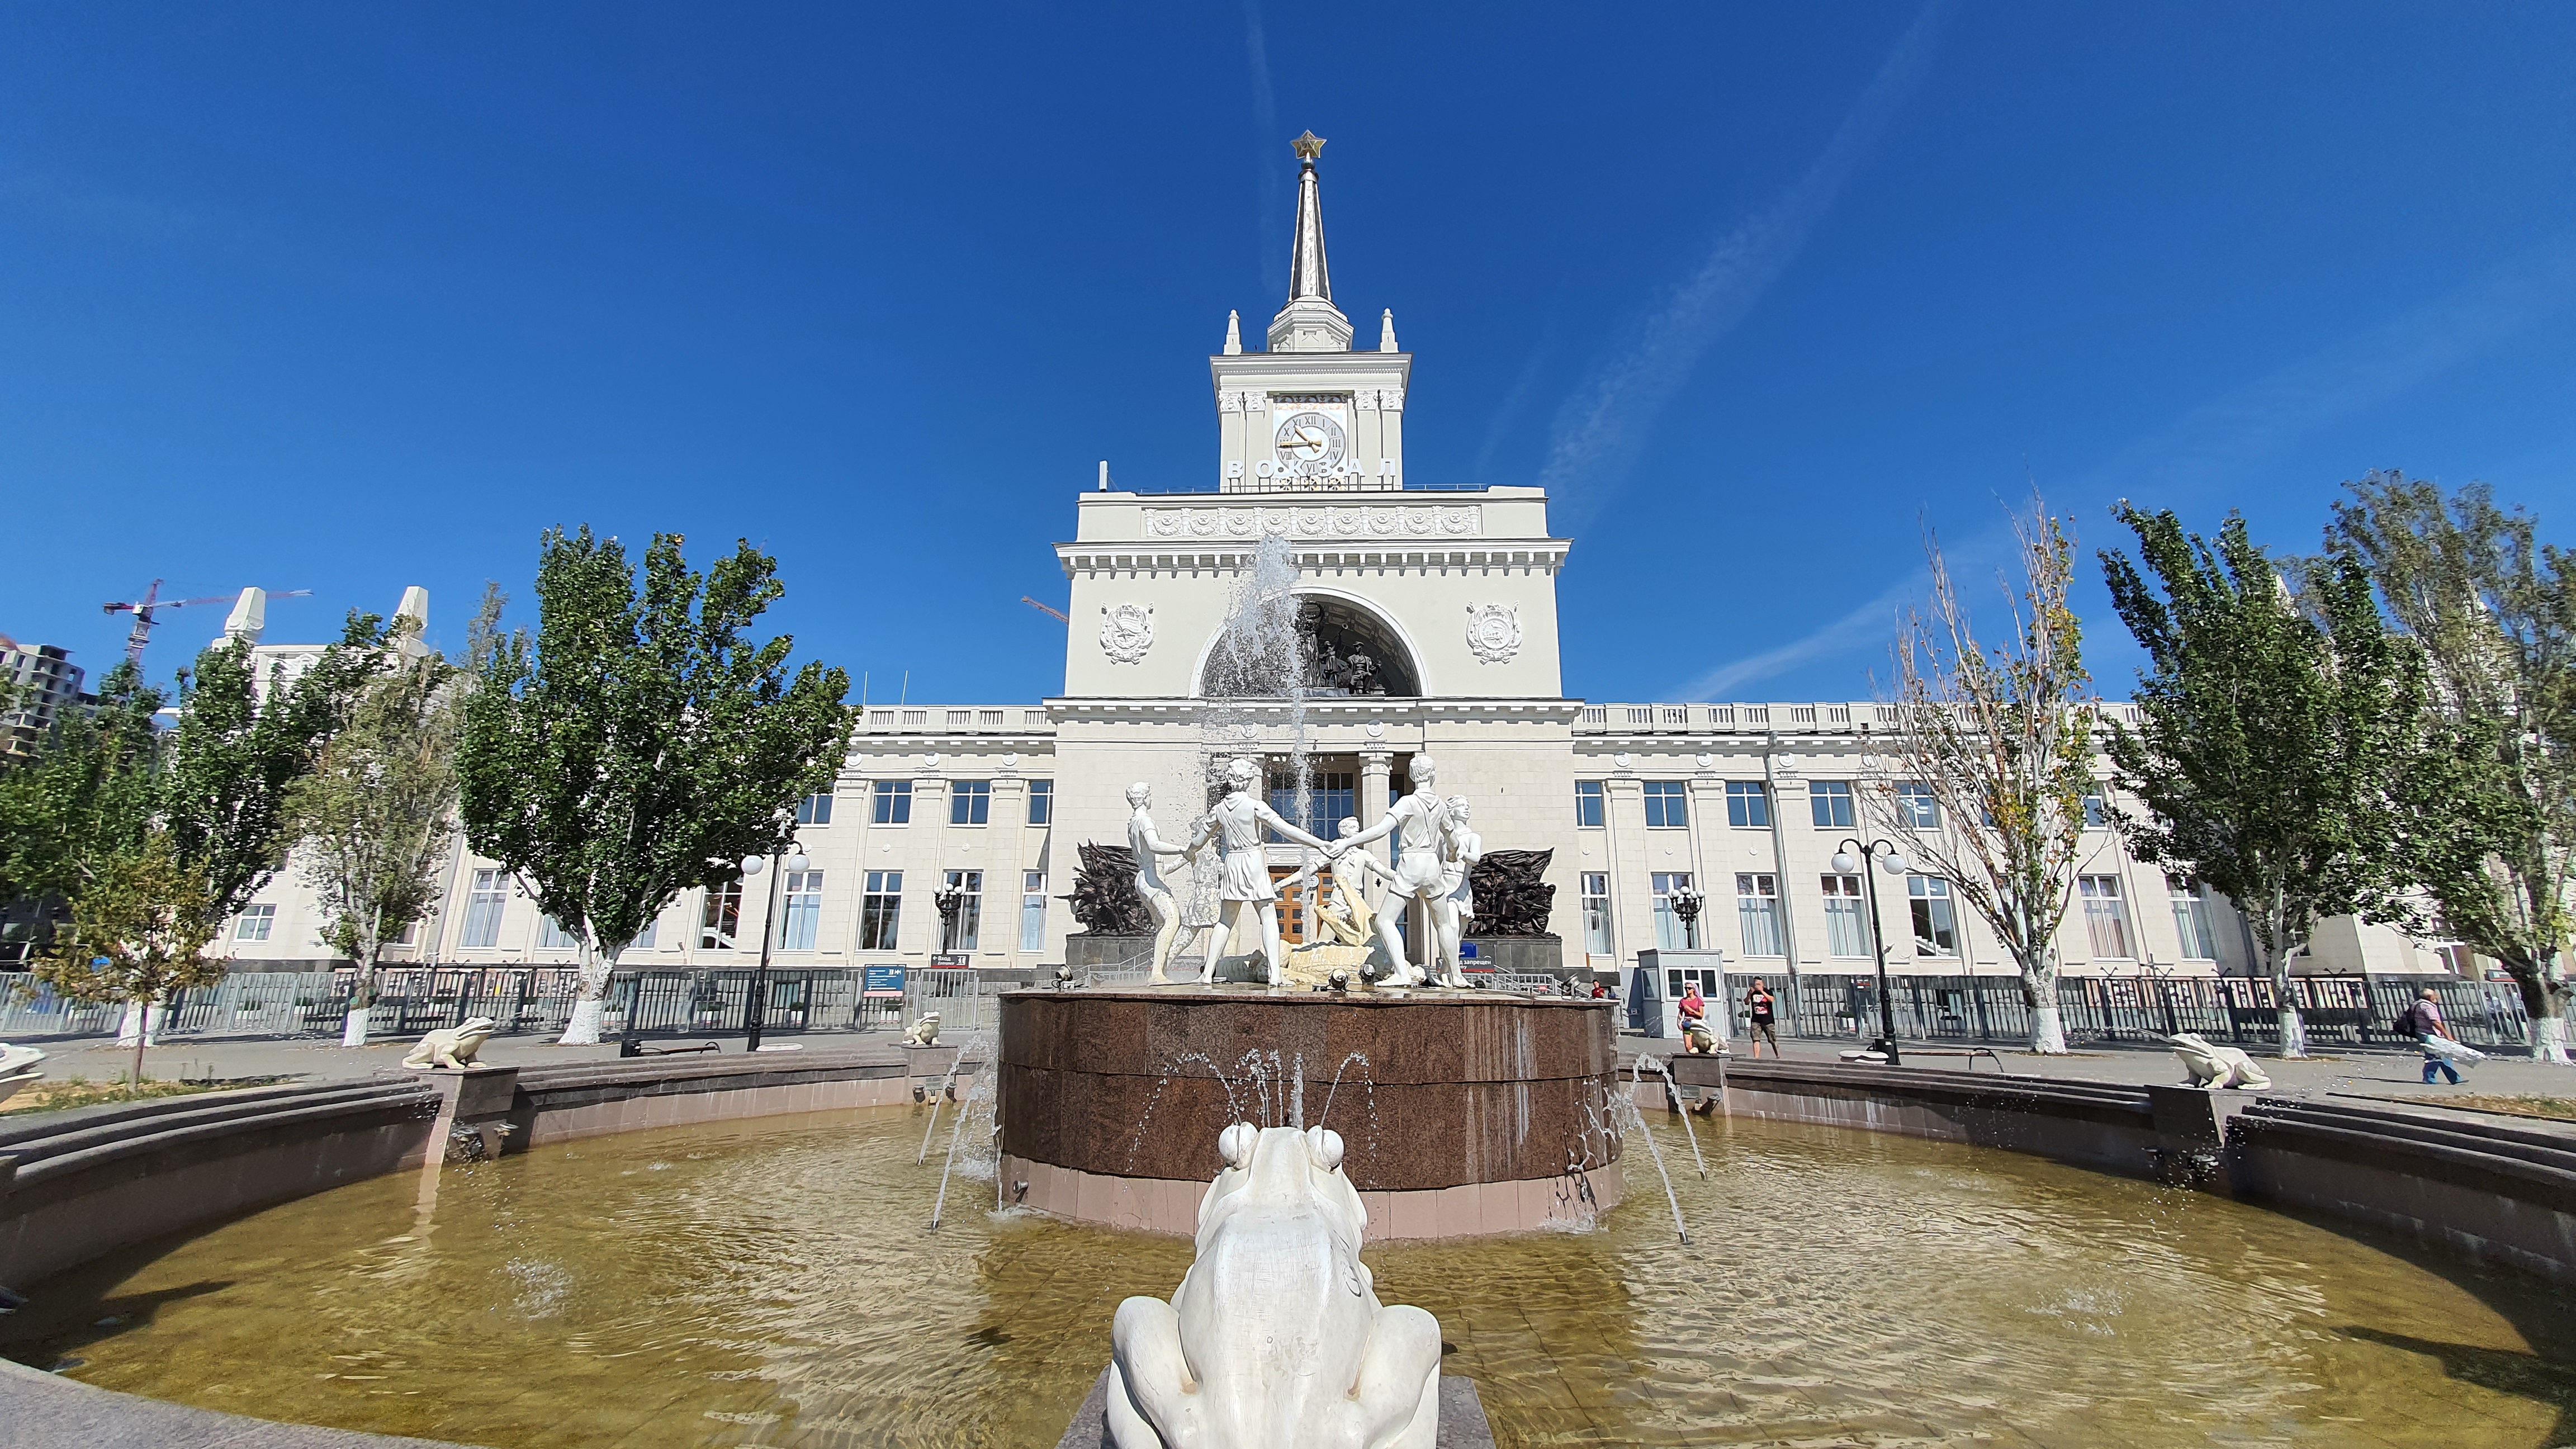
left=1192, top=757, right=1339, bottom=986
left=1280, top=816, right=1400, bottom=951
left=1336, top=756, right=1470, bottom=988
left=1126, top=782, right=1196, bottom=985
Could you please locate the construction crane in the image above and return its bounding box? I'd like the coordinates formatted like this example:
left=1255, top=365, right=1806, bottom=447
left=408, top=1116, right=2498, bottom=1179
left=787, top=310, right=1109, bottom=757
left=1021, top=596, right=1069, bottom=624
left=102, top=581, right=310, bottom=668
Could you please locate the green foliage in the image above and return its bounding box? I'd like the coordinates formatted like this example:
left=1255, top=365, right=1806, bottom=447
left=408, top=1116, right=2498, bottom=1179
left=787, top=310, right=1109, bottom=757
left=159, top=613, right=388, bottom=924
left=30, top=831, right=227, bottom=1007
left=1876, top=504, right=2096, bottom=1048
left=288, top=602, right=480, bottom=995
left=2321, top=472, right=2575, bottom=1033
left=2100, top=507, right=2428, bottom=1021
left=0, top=663, right=166, bottom=912
left=457, top=530, right=853, bottom=979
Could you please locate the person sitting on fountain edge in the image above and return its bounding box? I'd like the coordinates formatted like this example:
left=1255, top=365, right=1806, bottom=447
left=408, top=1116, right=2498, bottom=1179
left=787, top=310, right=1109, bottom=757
left=1677, top=982, right=1716, bottom=1054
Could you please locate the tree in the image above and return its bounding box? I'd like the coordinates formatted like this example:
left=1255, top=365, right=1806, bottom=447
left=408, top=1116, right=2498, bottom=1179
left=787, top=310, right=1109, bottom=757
left=0, top=664, right=167, bottom=960
left=458, top=530, right=853, bottom=1045
left=2100, top=506, right=2427, bottom=1057
left=1863, top=503, right=2097, bottom=1054
left=2322, top=473, right=2576, bottom=1064
left=288, top=594, right=494, bottom=1048
left=29, top=831, right=225, bottom=1083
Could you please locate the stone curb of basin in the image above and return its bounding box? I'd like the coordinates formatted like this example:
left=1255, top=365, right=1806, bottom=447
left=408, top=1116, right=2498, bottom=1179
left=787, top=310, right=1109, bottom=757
left=1656, top=1055, right=2576, bottom=1286
left=0, top=1045, right=972, bottom=1449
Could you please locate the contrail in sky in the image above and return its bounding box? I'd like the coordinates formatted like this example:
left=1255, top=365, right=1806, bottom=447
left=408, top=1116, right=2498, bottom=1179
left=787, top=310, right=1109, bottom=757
left=1242, top=0, right=1285, bottom=291
left=1535, top=1, right=1952, bottom=524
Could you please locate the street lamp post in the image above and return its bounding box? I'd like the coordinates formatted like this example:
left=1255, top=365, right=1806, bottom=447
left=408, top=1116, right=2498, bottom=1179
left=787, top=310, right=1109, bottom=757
left=738, top=845, right=810, bottom=1053
left=1833, top=837, right=1910, bottom=1066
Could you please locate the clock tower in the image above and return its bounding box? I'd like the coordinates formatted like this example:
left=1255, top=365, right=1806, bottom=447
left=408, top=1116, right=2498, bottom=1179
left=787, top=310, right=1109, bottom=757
left=1210, top=132, right=1410, bottom=493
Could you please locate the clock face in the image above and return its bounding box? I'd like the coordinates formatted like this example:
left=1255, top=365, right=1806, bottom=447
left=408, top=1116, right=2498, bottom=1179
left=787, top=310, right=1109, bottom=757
left=1274, top=410, right=1348, bottom=468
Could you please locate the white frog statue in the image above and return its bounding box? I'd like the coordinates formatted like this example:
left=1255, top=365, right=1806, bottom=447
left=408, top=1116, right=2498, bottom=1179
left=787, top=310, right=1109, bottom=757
left=904, top=1012, right=941, bottom=1047
left=2170, top=1031, right=2272, bottom=1091
left=1106, top=1123, right=1442, bottom=1449
left=403, top=1017, right=498, bottom=1071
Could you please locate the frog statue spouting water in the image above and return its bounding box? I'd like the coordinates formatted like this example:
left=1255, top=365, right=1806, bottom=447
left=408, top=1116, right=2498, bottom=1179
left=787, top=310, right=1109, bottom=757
left=1106, top=1123, right=1442, bottom=1449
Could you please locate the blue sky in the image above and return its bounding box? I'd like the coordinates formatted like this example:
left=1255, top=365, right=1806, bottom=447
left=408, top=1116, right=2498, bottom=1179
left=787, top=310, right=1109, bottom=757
left=5, top=3, right=2573, bottom=705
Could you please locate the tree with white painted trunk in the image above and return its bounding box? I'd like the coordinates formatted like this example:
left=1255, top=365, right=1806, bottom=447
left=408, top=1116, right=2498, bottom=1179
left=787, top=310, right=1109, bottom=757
left=2101, top=507, right=2426, bottom=1059
left=1865, top=503, right=2095, bottom=1055
left=290, top=595, right=492, bottom=1048
left=2322, top=475, right=2575, bottom=1066
left=457, top=530, right=851, bottom=1046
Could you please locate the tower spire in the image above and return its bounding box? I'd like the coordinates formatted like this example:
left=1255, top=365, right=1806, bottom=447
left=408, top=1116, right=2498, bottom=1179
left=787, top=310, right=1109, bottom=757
left=1267, top=131, right=1353, bottom=352
left=1287, top=130, right=1331, bottom=304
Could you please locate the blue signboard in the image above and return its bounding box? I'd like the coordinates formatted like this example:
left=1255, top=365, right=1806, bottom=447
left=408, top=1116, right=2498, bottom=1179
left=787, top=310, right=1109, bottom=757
left=862, top=965, right=907, bottom=998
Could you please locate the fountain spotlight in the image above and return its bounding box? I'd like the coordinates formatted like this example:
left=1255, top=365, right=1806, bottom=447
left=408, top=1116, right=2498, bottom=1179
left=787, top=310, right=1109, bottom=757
left=1328, top=970, right=1350, bottom=992
left=1055, top=965, right=1077, bottom=989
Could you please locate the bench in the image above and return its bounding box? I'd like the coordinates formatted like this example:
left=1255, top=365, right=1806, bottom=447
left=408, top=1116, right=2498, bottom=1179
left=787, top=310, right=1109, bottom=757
left=1838, top=1045, right=2014, bottom=1075
left=618, top=1039, right=722, bottom=1058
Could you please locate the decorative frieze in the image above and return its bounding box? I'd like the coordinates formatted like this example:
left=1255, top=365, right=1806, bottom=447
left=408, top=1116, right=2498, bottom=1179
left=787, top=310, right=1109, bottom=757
left=1144, top=504, right=1479, bottom=541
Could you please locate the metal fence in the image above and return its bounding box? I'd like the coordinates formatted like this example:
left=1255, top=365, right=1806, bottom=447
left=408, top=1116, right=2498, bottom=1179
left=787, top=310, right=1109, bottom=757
left=1720, top=972, right=2532, bottom=1051
left=0, top=965, right=942, bottom=1042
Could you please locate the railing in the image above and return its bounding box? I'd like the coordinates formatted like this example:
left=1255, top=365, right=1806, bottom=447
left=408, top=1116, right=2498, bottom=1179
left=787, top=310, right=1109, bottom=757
left=858, top=707, right=1051, bottom=733
left=0, top=966, right=925, bottom=1043
left=1575, top=702, right=2143, bottom=736
left=1718, top=972, right=2531, bottom=1051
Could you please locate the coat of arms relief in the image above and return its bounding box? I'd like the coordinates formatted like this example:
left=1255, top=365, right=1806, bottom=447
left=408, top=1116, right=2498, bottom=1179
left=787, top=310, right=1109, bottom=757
left=1465, top=603, right=1522, bottom=664
left=1100, top=604, right=1156, bottom=664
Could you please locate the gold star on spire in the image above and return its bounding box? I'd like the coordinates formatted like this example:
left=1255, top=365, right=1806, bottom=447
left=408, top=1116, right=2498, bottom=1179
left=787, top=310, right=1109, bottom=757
left=1292, top=130, right=1326, bottom=162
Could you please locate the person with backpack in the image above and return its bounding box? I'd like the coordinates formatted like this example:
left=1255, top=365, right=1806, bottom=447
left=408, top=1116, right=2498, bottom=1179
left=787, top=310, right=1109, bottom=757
left=2396, top=987, right=2468, bottom=1085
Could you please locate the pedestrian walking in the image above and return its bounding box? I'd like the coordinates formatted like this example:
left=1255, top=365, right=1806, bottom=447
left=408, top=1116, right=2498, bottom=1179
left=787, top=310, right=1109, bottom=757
left=1746, top=978, right=1780, bottom=1059
left=2398, top=987, right=2470, bottom=1085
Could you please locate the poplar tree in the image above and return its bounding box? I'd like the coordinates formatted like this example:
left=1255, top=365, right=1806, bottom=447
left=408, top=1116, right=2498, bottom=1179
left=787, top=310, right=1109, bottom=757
left=2322, top=474, right=2575, bottom=1064
left=1866, top=503, right=2096, bottom=1053
left=2100, top=506, right=2426, bottom=1057
left=288, top=592, right=496, bottom=1048
left=458, top=530, right=853, bottom=1045
left=0, top=664, right=167, bottom=948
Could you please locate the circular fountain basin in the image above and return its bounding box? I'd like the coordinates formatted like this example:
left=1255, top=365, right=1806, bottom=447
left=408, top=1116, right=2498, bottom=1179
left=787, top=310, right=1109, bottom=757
left=6, top=1106, right=2573, bottom=1448
left=996, top=987, right=1622, bottom=1237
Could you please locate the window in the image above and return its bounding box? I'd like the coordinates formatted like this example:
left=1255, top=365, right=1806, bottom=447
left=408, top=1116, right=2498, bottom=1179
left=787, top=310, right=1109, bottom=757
left=1643, top=780, right=1689, bottom=828
left=1651, top=872, right=1697, bottom=949
left=1896, top=783, right=1940, bottom=830
left=1725, top=781, right=1770, bottom=828
left=461, top=869, right=507, bottom=948
left=1736, top=873, right=1783, bottom=956
left=941, top=869, right=983, bottom=951
left=950, top=779, right=992, bottom=825
left=390, top=919, right=419, bottom=946
left=631, top=916, right=659, bottom=951
left=1821, top=874, right=1869, bottom=956
left=795, top=792, right=835, bottom=826
left=700, top=882, right=743, bottom=950
left=1021, top=870, right=1048, bottom=951
left=1574, top=780, right=1606, bottom=828
left=872, top=780, right=912, bottom=825
left=539, top=916, right=580, bottom=950
left=1580, top=872, right=1612, bottom=955
left=1027, top=779, right=1053, bottom=826
left=1909, top=876, right=1960, bottom=957
left=1810, top=780, right=1855, bottom=829
left=2082, top=793, right=2109, bottom=829
left=1268, top=770, right=1355, bottom=841
left=859, top=871, right=903, bottom=951
left=778, top=870, right=824, bottom=951
left=2167, top=875, right=2217, bottom=960
left=234, top=903, right=277, bottom=943
left=2080, top=875, right=2131, bottom=959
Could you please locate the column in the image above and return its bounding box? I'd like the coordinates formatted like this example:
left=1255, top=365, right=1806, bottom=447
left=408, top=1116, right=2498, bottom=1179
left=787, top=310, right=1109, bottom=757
left=912, top=771, right=950, bottom=959
left=1358, top=750, right=1394, bottom=867
left=988, top=775, right=1029, bottom=963
left=1684, top=770, right=1722, bottom=955
left=1603, top=771, right=1650, bottom=970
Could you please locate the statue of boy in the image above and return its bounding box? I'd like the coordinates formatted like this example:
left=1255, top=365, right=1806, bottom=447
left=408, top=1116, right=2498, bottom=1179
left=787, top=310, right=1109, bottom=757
left=1192, top=757, right=1338, bottom=986
left=1337, top=756, right=1469, bottom=987
left=1126, top=782, right=1196, bottom=985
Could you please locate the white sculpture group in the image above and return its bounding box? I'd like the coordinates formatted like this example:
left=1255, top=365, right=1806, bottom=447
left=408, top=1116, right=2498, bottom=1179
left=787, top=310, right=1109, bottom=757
left=1107, top=1123, right=1442, bottom=1448
left=1128, top=755, right=1484, bottom=988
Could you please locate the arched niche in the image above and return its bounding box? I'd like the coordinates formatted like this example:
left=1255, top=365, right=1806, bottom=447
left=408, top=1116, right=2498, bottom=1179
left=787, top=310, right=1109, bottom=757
left=1196, top=588, right=1423, bottom=698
